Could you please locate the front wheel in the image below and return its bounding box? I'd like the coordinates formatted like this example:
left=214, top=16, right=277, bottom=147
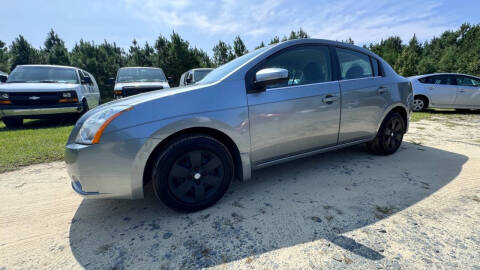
left=367, top=112, right=405, bottom=155
left=412, top=97, right=426, bottom=112
left=151, top=135, right=234, bottom=212
left=2, top=117, right=23, bottom=129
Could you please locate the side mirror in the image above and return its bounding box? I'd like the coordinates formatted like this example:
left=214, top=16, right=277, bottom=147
left=253, top=68, right=289, bottom=91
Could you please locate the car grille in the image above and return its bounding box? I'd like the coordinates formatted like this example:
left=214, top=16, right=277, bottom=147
left=122, top=86, right=163, bottom=97
left=8, top=92, right=68, bottom=106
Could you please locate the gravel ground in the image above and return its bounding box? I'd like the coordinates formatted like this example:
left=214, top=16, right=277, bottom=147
left=1, top=115, right=480, bottom=269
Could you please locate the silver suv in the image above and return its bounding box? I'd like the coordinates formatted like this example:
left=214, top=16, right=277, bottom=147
left=66, top=39, right=412, bottom=212
left=0, top=65, right=100, bottom=128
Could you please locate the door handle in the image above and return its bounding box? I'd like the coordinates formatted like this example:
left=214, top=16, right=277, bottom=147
left=377, top=86, right=387, bottom=94
left=322, top=95, right=338, bottom=104
left=458, top=89, right=465, bottom=93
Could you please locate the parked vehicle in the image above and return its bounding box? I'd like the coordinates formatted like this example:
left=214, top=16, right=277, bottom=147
left=409, top=73, right=480, bottom=112
left=0, top=71, right=7, bottom=83
left=113, top=67, right=170, bottom=98
left=66, top=39, right=412, bottom=212
left=179, top=68, right=213, bottom=86
left=0, top=65, right=100, bottom=128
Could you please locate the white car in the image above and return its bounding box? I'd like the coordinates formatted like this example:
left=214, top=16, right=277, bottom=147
left=113, top=67, right=170, bottom=98
left=179, top=68, right=213, bottom=86
left=0, top=65, right=100, bottom=128
left=409, top=73, right=480, bottom=112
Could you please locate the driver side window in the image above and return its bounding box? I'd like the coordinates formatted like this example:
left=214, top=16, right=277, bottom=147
left=258, top=45, right=332, bottom=89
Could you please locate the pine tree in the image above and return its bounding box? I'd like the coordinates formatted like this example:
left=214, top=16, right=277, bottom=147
left=233, top=36, right=248, bottom=57
left=9, top=35, right=40, bottom=70
left=213, top=40, right=234, bottom=66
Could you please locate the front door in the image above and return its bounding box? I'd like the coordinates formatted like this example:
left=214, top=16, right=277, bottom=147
left=454, top=75, right=480, bottom=107
left=247, top=45, right=341, bottom=165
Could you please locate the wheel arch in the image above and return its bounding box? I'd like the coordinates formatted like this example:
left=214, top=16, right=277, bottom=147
left=376, top=104, right=409, bottom=134
left=414, top=94, right=430, bottom=107
left=142, top=127, right=244, bottom=189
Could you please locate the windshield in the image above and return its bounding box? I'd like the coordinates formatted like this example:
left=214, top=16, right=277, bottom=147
left=196, top=47, right=270, bottom=85
left=194, top=69, right=212, bottom=82
left=117, top=68, right=166, bottom=83
left=7, top=66, right=79, bottom=84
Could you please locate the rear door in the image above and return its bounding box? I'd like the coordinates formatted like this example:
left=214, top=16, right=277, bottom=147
left=422, top=75, right=457, bottom=106
left=336, top=48, right=389, bottom=143
left=454, top=75, right=480, bottom=107
left=247, top=45, right=341, bottom=164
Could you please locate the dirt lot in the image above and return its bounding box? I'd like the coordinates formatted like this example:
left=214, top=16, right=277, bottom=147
left=1, top=115, right=480, bottom=269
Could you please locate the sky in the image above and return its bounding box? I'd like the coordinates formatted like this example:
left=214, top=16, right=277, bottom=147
left=1, top=0, right=479, bottom=55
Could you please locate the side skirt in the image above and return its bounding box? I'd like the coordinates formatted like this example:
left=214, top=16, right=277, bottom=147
left=253, top=138, right=372, bottom=170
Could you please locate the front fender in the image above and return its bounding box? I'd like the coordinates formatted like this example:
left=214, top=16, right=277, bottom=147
left=126, top=107, right=251, bottom=199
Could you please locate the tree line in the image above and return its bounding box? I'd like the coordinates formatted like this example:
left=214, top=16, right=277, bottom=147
left=0, top=24, right=479, bottom=101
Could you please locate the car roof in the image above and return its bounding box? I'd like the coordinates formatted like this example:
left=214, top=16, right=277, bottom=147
left=190, top=68, right=214, bottom=71
left=275, top=38, right=381, bottom=59
left=119, top=67, right=164, bottom=70
left=17, top=64, right=78, bottom=70
left=410, top=73, right=480, bottom=80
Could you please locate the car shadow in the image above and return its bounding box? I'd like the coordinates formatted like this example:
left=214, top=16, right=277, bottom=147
left=69, top=142, right=467, bottom=269
left=0, top=117, right=77, bottom=132
left=424, top=108, right=480, bottom=115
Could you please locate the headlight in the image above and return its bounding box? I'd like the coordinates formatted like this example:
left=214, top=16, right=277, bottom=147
left=75, top=106, right=133, bottom=144
left=62, top=92, right=72, bottom=98
left=0, top=92, right=8, bottom=99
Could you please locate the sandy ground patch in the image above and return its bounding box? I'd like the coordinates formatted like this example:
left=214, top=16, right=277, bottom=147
left=1, top=115, right=479, bottom=269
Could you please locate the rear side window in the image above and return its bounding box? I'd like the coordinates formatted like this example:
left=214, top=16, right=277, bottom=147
left=336, top=48, right=373, bottom=80
left=258, top=45, right=333, bottom=89
left=457, top=75, right=480, bottom=87
left=420, top=75, right=456, bottom=85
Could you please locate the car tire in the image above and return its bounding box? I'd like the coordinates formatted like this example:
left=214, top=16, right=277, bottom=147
left=2, top=117, right=23, bottom=129
left=412, top=96, right=427, bottom=112
left=367, top=112, right=405, bottom=155
left=151, top=135, right=234, bottom=212
left=80, top=99, right=89, bottom=115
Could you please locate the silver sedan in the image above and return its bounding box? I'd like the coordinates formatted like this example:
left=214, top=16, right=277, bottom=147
left=66, top=39, right=412, bottom=211
left=410, top=73, right=480, bottom=112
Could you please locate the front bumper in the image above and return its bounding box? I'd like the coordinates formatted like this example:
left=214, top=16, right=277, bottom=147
left=0, top=103, right=82, bottom=118
left=65, top=137, right=148, bottom=200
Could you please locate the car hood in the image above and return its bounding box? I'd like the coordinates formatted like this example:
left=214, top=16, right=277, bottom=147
left=97, top=83, right=210, bottom=109
left=0, top=82, right=79, bottom=92
left=114, top=81, right=170, bottom=90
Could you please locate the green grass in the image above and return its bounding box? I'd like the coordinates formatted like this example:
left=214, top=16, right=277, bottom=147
left=0, top=119, right=75, bottom=173
left=411, top=109, right=479, bottom=122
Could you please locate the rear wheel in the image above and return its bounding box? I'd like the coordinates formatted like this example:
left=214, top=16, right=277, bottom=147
left=367, top=112, right=405, bottom=155
left=2, top=117, right=23, bottom=129
left=151, top=135, right=234, bottom=212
